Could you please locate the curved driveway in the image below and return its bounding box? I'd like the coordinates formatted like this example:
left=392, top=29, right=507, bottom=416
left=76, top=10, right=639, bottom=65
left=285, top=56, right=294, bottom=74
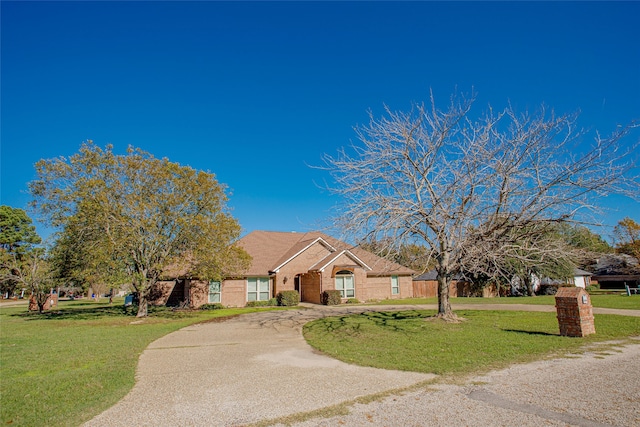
left=86, top=304, right=640, bottom=427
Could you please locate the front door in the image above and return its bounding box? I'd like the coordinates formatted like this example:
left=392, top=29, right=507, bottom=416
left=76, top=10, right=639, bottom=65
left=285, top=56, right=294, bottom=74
left=294, top=275, right=302, bottom=301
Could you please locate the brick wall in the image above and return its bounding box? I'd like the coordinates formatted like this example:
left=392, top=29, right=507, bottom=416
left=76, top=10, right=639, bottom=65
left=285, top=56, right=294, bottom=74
left=149, top=280, right=176, bottom=306
left=219, top=278, right=248, bottom=307
left=300, top=272, right=322, bottom=304
left=189, top=280, right=208, bottom=308
left=358, top=275, right=413, bottom=301
left=273, top=241, right=332, bottom=295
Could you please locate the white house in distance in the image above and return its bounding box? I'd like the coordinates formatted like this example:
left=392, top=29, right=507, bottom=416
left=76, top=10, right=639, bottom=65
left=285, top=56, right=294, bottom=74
left=520, top=268, right=593, bottom=294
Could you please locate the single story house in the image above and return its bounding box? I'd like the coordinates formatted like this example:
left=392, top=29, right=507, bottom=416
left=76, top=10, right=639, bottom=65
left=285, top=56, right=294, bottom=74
left=538, top=268, right=593, bottom=289
left=151, top=230, right=415, bottom=308
left=589, top=254, right=640, bottom=290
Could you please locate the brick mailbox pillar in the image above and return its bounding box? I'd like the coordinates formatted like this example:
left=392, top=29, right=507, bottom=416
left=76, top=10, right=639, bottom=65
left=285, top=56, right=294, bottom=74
left=555, top=287, right=595, bottom=337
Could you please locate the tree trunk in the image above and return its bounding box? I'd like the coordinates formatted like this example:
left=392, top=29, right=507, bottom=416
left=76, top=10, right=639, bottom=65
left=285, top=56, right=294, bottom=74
left=435, top=248, right=455, bottom=319
left=523, top=273, right=535, bottom=296
left=135, top=276, right=155, bottom=318
left=136, top=293, right=148, bottom=317
left=436, top=274, right=453, bottom=317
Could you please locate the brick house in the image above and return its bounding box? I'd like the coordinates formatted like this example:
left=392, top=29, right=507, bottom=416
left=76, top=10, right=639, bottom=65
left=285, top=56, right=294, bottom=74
left=151, top=230, right=415, bottom=308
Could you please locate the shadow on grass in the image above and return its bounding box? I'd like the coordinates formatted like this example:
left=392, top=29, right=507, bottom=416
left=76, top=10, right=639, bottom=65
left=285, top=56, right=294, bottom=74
left=501, top=328, right=559, bottom=336
left=13, top=305, right=134, bottom=320
left=319, top=310, right=429, bottom=334
left=11, top=304, right=198, bottom=321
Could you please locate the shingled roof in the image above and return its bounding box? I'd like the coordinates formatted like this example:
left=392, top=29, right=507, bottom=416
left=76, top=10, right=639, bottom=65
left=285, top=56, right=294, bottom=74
left=237, top=231, right=414, bottom=276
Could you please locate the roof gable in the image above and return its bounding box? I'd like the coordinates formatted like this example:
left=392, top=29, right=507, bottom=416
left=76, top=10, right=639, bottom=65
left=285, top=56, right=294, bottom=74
left=309, top=249, right=372, bottom=272
left=237, top=230, right=415, bottom=276
left=271, top=237, right=336, bottom=272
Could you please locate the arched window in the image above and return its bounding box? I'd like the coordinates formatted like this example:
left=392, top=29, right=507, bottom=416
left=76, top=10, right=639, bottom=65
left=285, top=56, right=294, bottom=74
left=335, top=270, right=354, bottom=298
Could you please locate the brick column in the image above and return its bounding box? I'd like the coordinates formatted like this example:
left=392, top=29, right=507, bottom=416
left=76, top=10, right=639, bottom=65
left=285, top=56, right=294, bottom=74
left=555, top=287, right=596, bottom=337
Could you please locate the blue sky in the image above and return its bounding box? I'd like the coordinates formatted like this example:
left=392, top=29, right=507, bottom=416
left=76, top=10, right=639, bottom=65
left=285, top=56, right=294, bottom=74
left=2, top=1, right=639, bottom=242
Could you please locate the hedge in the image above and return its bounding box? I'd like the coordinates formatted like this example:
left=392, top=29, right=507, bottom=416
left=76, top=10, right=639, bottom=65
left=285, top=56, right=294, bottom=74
left=276, top=290, right=300, bottom=306
left=321, top=290, right=342, bottom=305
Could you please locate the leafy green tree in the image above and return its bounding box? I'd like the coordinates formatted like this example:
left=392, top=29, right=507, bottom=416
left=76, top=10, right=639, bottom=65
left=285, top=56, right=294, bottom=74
left=561, top=224, right=612, bottom=252
left=0, top=205, right=41, bottom=254
left=0, top=206, right=42, bottom=297
left=0, top=249, right=53, bottom=312
left=30, top=142, right=251, bottom=317
left=614, top=217, right=640, bottom=259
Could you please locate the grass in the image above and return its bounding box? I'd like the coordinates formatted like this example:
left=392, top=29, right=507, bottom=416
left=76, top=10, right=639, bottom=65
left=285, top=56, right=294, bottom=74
left=1, top=296, right=638, bottom=426
left=0, top=299, right=286, bottom=427
left=373, top=294, right=640, bottom=310
left=303, top=309, right=640, bottom=377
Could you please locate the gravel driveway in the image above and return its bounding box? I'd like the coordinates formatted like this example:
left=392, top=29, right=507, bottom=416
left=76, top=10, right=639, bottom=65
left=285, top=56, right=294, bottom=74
left=85, top=304, right=640, bottom=427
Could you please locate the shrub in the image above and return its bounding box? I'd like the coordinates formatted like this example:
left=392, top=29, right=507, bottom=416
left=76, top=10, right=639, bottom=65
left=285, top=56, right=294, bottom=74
left=199, top=303, right=225, bottom=310
left=276, top=290, right=300, bottom=306
left=585, top=283, right=600, bottom=293
left=536, top=284, right=559, bottom=296
left=245, top=298, right=278, bottom=307
left=345, top=298, right=360, bottom=304
left=321, top=290, right=342, bottom=305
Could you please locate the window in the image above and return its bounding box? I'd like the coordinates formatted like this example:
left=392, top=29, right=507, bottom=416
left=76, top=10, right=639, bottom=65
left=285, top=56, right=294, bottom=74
left=208, top=281, right=221, bottom=303
left=391, top=276, right=399, bottom=295
left=335, top=271, right=354, bottom=298
left=247, top=277, right=270, bottom=301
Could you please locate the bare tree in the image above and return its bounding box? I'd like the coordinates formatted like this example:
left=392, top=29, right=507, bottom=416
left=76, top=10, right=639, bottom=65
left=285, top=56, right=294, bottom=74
left=325, top=91, right=638, bottom=320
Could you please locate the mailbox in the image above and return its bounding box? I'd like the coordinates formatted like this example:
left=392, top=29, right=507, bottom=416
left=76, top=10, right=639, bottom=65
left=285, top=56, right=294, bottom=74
left=555, top=287, right=595, bottom=337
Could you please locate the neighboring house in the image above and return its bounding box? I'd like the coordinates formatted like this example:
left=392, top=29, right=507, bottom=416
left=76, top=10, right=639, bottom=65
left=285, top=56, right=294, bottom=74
left=589, top=254, right=640, bottom=289
left=538, top=268, right=593, bottom=289
left=151, top=230, right=415, bottom=308
left=412, top=267, right=592, bottom=299
left=512, top=268, right=594, bottom=295
left=568, top=268, right=593, bottom=288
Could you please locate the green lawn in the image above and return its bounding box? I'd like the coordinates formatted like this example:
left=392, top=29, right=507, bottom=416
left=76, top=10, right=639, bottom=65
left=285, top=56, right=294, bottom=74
left=0, top=300, right=284, bottom=427
left=304, top=309, right=640, bottom=377
left=374, top=294, right=640, bottom=310
left=2, top=296, right=638, bottom=426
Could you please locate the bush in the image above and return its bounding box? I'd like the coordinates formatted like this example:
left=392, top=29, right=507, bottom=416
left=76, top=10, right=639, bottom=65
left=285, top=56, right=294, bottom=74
left=536, top=284, right=559, bottom=296
left=321, top=290, right=342, bottom=305
left=585, top=283, right=600, bottom=293
left=199, top=303, right=225, bottom=310
left=345, top=298, right=360, bottom=304
left=246, top=298, right=278, bottom=307
left=276, top=290, right=300, bottom=306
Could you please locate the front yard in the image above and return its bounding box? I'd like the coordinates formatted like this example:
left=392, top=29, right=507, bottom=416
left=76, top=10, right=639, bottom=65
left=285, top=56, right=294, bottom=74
left=1, top=295, right=638, bottom=426
left=0, top=300, right=284, bottom=427
left=303, top=309, right=640, bottom=376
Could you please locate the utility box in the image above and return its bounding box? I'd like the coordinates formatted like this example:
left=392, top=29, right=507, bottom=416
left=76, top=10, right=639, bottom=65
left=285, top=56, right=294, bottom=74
left=555, top=287, right=595, bottom=337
